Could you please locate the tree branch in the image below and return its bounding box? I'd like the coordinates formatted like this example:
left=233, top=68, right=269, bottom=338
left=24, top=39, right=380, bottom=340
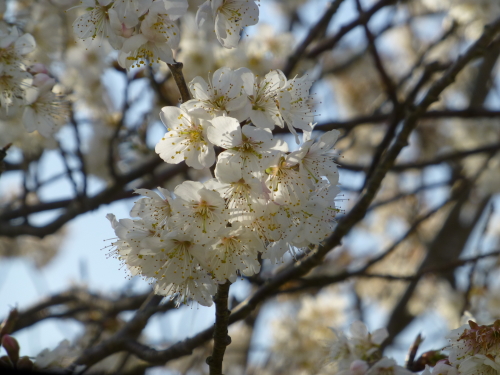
left=207, top=281, right=232, bottom=375
left=307, top=0, right=396, bottom=58
left=283, top=0, right=345, bottom=76
left=69, top=17, right=500, bottom=367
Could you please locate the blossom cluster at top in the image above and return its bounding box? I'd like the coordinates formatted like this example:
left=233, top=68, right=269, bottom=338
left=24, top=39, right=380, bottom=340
left=107, top=67, right=341, bottom=306
left=0, top=20, right=67, bottom=137
left=72, top=0, right=260, bottom=69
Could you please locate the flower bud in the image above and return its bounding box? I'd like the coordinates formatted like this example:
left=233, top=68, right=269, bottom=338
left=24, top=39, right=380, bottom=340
left=1, top=335, right=20, bottom=365
left=28, top=63, right=49, bottom=75
left=350, top=359, right=369, bottom=375
left=32, top=73, right=56, bottom=89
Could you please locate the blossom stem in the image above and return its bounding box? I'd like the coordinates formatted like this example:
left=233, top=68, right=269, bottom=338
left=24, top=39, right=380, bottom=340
left=207, top=280, right=232, bottom=375
left=167, top=62, right=191, bottom=103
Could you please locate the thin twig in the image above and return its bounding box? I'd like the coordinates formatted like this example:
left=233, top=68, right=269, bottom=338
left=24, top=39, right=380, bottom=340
left=283, top=0, right=345, bottom=76
left=405, top=334, right=424, bottom=370
left=338, top=142, right=500, bottom=172
left=307, top=0, right=396, bottom=58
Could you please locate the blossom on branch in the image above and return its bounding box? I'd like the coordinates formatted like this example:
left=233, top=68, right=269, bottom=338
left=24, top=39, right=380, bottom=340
left=110, top=67, right=340, bottom=305
left=156, top=105, right=215, bottom=169
left=196, top=0, right=260, bottom=48
left=185, top=67, right=251, bottom=121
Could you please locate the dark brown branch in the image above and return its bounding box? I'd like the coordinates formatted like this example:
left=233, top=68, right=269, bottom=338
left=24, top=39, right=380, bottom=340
left=274, top=108, right=500, bottom=133
left=207, top=281, right=232, bottom=375
left=355, top=0, right=398, bottom=106
left=0, top=159, right=187, bottom=237
left=9, top=289, right=152, bottom=334
left=307, top=0, right=396, bottom=58
left=355, top=0, right=403, bottom=190
left=71, top=294, right=173, bottom=372
left=69, top=111, right=88, bottom=197
left=283, top=0, right=345, bottom=76
left=108, top=78, right=131, bottom=181
left=0, top=143, right=12, bottom=177
left=368, top=179, right=456, bottom=211
left=280, top=195, right=452, bottom=294
left=469, top=38, right=500, bottom=108
left=295, top=250, right=500, bottom=286
left=338, top=142, right=500, bottom=172
left=384, top=155, right=494, bottom=346
left=405, top=334, right=424, bottom=370
left=397, top=21, right=458, bottom=90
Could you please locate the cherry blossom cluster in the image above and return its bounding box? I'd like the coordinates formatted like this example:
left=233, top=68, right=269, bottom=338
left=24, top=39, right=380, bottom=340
left=326, top=321, right=416, bottom=375
left=72, top=0, right=259, bottom=70
left=444, top=319, right=500, bottom=375
left=324, top=318, right=500, bottom=375
left=107, top=67, right=341, bottom=306
left=0, top=23, right=67, bottom=137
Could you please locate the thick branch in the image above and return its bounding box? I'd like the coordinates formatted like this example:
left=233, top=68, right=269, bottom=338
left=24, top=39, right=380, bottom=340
left=207, top=281, right=232, bottom=375
left=9, top=289, right=151, bottom=334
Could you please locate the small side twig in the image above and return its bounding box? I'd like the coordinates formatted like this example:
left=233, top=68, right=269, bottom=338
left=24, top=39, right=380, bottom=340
left=207, top=281, right=232, bottom=375
left=405, top=333, right=424, bottom=370
left=0, top=143, right=12, bottom=177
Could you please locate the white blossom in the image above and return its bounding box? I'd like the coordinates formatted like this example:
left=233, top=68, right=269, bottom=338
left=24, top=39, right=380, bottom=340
left=196, top=0, right=259, bottom=48
left=207, top=173, right=266, bottom=224
left=0, top=28, right=35, bottom=109
left=117, top=0, right=187, bottom=68
left=34, top=340, right=80, bottom=371
left=208, top=117, right=287, bottom=180
left=22, top=79, right=68, bottom=138
left=366, top=358, right=413, bottom=375
left=154, top=266, right=216, bottom=306
left=184, top=67, right=250, bottom=121
left=290, top=129, right=340, bottom=185
left=421, top=363, right=458, bottom=375
left=458, top=354, right=500, bottom=375
left=240, top=68, right=286, bottom=129
left=169, top=180, right=228, bottom=244
left=293, top=182, right=340, bottom=246
left=108, top=66, right=341, bottom=306
left=265, top=151, right=314, bottom=208
left=327, top=321, right=388, bottom=372
left=72, top=0, right=124, bottom=49
left=156, top=105, right=215, bottom=169
left=277, top=74, right=315, bottom=142
left=130, top=188, right=173, bottom=232
left=204, top=222, right=263, bottom=282
left=112, top=0, right=154, bottom=28
left=140, top=230, right=215, bottom=306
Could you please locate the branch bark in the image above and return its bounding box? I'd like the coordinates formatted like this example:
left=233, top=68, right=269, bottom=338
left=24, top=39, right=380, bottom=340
left=207, top=281, right=232, bottom=375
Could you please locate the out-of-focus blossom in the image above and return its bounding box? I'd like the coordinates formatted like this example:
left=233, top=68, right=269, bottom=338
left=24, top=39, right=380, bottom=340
left=196, top=0, right=259, bottom=48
